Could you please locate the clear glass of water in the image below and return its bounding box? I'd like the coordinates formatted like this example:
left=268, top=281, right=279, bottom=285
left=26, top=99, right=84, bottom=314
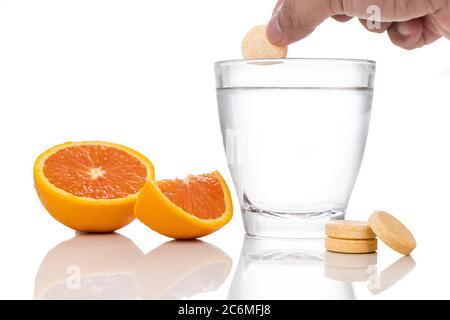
left=215, top=58, right=376, bottom=238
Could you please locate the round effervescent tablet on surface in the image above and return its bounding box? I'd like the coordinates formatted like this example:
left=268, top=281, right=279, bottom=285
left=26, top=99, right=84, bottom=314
left=368, top=210, right=416, bottom=255
left=326, top=220, right=376, bottom=240
left=325, top=237, right=377, bottom=254
left=242, top=25, right=287, bottom=60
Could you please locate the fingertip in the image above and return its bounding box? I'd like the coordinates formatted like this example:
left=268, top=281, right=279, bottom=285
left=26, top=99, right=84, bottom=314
left=388, top=20, right=424, bottom=50
left=333, top=14, right=352, bottom=23
left=266, top=14, right=285, bottom=46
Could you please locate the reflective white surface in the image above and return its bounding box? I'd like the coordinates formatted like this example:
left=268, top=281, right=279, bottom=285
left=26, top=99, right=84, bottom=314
left=228, top=238, right=356, bottom=300
left=35, top=234, right=231, bottom=300
left=29, top=234, right=421, bottom=300
left=0, top=0, right=449, bottom=300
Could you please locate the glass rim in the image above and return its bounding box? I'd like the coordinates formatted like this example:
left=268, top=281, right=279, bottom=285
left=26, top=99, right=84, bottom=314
left=215, top=57, right=376, bottom=67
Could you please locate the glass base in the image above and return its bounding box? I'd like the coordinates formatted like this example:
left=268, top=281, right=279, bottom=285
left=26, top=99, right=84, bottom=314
left=242, top=209, right=345, bottom=239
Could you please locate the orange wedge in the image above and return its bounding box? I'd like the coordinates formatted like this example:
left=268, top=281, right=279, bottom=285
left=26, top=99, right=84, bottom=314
left=34, top=141, right=154, bottom=232
left=134, top=171, right=233, bottom=239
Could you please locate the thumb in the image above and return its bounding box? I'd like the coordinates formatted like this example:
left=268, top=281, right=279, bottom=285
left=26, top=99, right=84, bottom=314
left=266, top=0, right=337, bottom=46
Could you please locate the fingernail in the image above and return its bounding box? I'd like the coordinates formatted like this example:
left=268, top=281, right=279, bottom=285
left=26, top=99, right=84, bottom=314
left=267, top=14, right=284, bottom=44
left=397, top=23, right=410, bottom=36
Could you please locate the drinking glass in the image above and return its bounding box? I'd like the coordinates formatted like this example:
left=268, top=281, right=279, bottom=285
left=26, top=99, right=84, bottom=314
left=215, top=58, right=376, bottom=238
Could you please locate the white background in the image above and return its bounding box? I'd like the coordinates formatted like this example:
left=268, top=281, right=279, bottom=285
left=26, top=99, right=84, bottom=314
left=0, top=0, right=449, bottom=300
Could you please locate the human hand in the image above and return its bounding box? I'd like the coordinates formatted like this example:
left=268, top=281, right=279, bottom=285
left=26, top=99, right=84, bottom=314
left=267, top=0, right=450, bottom=50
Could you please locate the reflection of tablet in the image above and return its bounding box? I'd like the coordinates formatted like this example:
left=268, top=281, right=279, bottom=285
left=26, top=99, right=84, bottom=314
left=325, top=251, right=377, bottom=268
left=325, top=265, right=372, bottom=282
left=324, top=252, right=377, bottom=282
left=369, top=256, right=416, bottom=295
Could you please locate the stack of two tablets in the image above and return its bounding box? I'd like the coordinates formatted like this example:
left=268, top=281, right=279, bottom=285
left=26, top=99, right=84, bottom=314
left=325, top=211, right=416, bottom=255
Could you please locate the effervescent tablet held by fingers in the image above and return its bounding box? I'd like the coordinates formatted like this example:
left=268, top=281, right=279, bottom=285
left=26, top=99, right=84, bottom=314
left=242, top=25, right=287, bottom=60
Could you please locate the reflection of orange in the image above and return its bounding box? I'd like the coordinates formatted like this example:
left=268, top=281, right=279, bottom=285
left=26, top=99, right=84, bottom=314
left=135, top=240, right=232, bottom=299
left=34, top=233, right=143, bottom=300
left=134, top=171, right=233, bottom=239
left=34, top=141, right=154, bottom=232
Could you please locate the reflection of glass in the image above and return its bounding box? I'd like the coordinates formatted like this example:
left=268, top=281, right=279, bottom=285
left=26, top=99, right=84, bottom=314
left=228, top=236, right=355, bottom=300
left=215, top=59, right=376, bottom=238
left=34, top=233, right=143, bottom=300
left=136, top=240, right=232, bottom=300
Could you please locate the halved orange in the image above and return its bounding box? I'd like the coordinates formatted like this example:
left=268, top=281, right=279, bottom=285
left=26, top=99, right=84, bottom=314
left=134, top=171, right=233, bottom=239
left=34, top=141, right=154, bottom=232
